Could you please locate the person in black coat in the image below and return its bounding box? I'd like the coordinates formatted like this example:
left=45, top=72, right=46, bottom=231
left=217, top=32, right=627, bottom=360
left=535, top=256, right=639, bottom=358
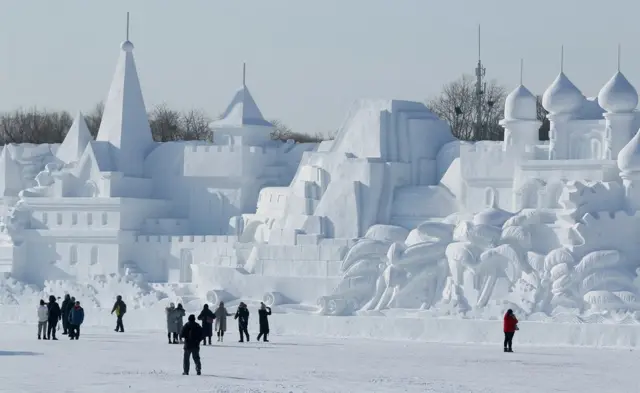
left=46, top=295, right=61, bottom=340
left=234, top=302, right=250, bottom=342
left=111, top=295, right=127, bottom=332
left=60, top=294, right=72, bottom=335
left=197, top=304, right=215, bottom=345
left=180, top=315, right=203, bottom=376
left=256, top=302, right=272, bottom=342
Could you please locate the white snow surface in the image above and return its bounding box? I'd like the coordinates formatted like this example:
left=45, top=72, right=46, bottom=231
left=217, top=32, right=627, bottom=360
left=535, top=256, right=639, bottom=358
left=2, top=323, right=639, bottom=393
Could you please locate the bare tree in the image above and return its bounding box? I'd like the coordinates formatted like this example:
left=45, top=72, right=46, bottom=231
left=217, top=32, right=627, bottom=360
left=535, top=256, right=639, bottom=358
left=0, top=108, right=73, bottom=144
left=180, top=109, right=212, bottom=141
left=269, top=119, right=329, bottom=143
left=427, top=75, right=507, bottom=141
left=149, top=104, right=181, bottom=142
left=85, top=102, right=104, bottom=137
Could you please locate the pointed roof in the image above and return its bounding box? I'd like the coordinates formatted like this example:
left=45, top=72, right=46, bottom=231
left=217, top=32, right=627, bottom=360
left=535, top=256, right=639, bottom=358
left=542, top=72, right=584, bottom=115
left=57, top=111, right=93, bottom=164
left=598, top=72, right=638, bottom=113
left=0, top=147, right=23, bottom=196
left=212, top=84, right=273, bottom=128
left=618, top=129, right=640, bottom=174
left=95, top=40, right=154, bottom=176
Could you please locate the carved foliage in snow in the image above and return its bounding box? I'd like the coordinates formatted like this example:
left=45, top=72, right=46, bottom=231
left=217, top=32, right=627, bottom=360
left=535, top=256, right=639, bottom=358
left=558, top=181, right=624, bottom=224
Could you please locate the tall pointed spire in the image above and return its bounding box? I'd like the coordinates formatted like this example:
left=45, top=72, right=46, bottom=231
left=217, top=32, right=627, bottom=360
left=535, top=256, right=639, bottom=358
left=560, top=45, right=564, bottom=72
left=57, top=111, right=93, bottom=164
left=96, top=13, right=154, bottom=176
left=212, top=63, right=272, bottom=128
left=520, top=58, right=523, bottom=85
left=617, top=43, right=621, bottom=72
left=242, top=62, right=246, bottom=87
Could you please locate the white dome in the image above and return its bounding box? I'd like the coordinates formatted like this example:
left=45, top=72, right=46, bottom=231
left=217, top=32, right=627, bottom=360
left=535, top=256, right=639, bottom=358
left=542, top=72, right=584, bottom=114
left=504, top=85, right=537, bottom=121
left=121, top=40, right=134, bottom=52
left=598, top=72, right=638, bottom=113
left=618, top=129, right=640, bottom=173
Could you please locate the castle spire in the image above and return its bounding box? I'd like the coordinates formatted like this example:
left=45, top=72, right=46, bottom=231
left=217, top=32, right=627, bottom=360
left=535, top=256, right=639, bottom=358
left=95, top=13, right=154, bottom=176
left=57, top=111, right=93, bottom=164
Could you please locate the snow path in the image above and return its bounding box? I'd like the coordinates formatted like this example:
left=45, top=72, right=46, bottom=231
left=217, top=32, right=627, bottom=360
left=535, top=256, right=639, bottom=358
left=1, top=324, right=638, bottom=393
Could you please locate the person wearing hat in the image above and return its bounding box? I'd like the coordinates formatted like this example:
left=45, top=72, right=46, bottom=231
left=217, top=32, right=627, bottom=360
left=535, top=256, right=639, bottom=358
left=180, top=314, right=203, bottom=376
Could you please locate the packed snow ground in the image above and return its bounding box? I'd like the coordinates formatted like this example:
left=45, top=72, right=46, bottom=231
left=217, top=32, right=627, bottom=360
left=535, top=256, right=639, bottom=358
left=1, top=324, right=638, bottom=393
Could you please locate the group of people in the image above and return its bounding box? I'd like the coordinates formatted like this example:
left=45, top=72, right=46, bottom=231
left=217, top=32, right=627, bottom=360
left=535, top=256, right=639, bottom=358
left=36, top=294, right=126, bottom=340
left=36, top=294, right=85, bottom=340
left=172, top=301, right=273, bottom=376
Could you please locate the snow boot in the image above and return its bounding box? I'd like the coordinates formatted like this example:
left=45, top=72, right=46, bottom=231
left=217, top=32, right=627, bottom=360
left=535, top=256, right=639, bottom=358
left=197, top=370, right=201, bottom=376
left=182, top=372, right=188, bottom=376
left=504, top=348, right=508, bottom=352
left=37, top=336, right=41, bottom=340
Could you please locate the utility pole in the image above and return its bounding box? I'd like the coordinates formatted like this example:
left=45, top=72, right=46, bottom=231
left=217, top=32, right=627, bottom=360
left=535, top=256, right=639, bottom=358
left=474, top=25, right=486, bottom=141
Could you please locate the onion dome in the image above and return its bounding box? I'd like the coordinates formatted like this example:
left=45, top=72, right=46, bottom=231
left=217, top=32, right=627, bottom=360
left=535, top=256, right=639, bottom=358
left=504, top=85, right=537, bottom=121
left=598, top=72, right=638, bottom=113
left=542, top=72, right=583, bottom=115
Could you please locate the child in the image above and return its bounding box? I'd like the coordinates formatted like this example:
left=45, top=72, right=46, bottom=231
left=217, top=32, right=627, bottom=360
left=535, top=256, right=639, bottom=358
left=37, top=300, right=48, bottom=340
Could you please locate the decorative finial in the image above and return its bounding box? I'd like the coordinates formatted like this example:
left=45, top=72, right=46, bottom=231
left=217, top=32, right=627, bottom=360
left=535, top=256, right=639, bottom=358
left=477, top=24, right=481, bottom=61
left=120, top=12, right=134, bottom=52
left=617, top=43, right=621, bottom=72
left=560, top=45, right=564, bottom=73
left=242, top=62, right=246, bottom=86
left=126, top=12, right=130, bottom=41
left=520, top=58, right=523, bottom=85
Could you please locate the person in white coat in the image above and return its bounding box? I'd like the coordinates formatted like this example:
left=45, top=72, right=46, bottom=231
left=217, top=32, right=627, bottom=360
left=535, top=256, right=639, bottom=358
left=213, top=301, right=232, bottom=342
left=37, top=299, right=48, bottom=340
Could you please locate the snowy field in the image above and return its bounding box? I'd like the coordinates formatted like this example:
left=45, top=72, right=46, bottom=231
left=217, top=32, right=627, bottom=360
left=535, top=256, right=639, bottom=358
left=1, top=324, right=639, bottom=393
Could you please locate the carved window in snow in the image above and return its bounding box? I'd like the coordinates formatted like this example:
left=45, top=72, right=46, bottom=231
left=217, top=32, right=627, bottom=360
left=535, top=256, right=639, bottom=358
left=57, top=213, right=62, bottom=225
left=87, top=213, right=93, bottom=226
left=69, top=245, right=78, bottom=265
left=72, top=213, right=78, bottom=225
left=484, top=187, right=497, bottom=208
left=591, top=139, right=602, bottom=160
left=101, top=213, right=107, bottom=225
left=90, top=246, right=98, bottom=265
left=42, top=212, right=48, bottom=225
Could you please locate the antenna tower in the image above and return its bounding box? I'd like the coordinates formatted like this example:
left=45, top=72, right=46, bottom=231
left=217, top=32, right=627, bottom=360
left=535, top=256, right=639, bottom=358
left=474, top=25, right=487, bottom=141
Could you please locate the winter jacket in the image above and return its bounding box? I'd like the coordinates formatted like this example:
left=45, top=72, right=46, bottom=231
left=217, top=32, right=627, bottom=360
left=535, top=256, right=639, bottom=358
left=37, top=305, right=49, bottom=323
left=214, top=306, right=231, bottom=332
left=175, top=307, right=186, bottom=333
left=258, top=307, right=272, bottom=334
left=180, top=321, right=203, bottom=350
left=47, top=301, right=61, bottom=321
left=61, top=296, right=72, bottom=317
left=234, top=307, right=249, bottom=328
left=197, top=308, right=215, bottom=337
left=69, top=306, right=85, bottom=326
left=503, top=313, right=518, bottom=333
left=111, top=300, right=127, bottom=317
left=166, top=307, right=179, bottom=333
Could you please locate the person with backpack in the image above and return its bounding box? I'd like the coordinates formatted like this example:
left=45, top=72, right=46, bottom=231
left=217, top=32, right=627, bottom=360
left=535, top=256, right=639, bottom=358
left=111, top=295, right=127, bottom=332
left=197, top=304, right=215, bottom=345
left=256, top=302, right=272, bottom=342
left=503, top=309, right=518, bottom=353
left=46, top=295, right=61, bottom=340
left=234, top=302, right=250, bottom=342
left=37, top=299, right=48, bottom=340
left=68, top=301, right=85, bottom=340
left=180, top=314, right=203, bottom=376
left=60, top=294, right=72, bottom=335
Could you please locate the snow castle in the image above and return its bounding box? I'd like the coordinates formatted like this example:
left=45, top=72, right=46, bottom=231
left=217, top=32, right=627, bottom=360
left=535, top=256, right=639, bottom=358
left=2, top=36, right=640, bottom=321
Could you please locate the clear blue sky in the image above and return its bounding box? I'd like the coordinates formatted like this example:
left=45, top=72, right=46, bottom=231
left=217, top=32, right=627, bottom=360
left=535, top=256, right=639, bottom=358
left=0, top=0, right=635, bottom=135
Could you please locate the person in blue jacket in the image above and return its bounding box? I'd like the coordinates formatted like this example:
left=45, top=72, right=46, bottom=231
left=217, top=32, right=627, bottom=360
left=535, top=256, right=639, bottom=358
left=68, top=301, right=85, bottom=340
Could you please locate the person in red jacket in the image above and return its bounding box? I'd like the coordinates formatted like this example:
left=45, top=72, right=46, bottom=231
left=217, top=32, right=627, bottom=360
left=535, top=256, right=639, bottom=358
left=503, top=309, right=518, bottom=352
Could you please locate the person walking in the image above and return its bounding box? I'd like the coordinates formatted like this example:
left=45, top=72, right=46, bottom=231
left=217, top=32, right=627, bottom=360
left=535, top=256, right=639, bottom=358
left=175, top=304, right=186, bottom=343
left=234, top=302, right=250, bottom=342
left=111, top=295, right=127, bottom=332
left=166, top=303, right=179, bottom=344
left=68, top=301, right=85, bottom=340
left=503, top=309, right=518, bottom=353
left=60, top=294, right=72, bottom=335
left=197, top=304, right=215, bottom=345
left=180, top=314, right=203, bottom=376
left=46, top=295, right=61, bottom=340
left=213, top=301, right=231, bottom=342
left=256, top=302, right=272, bottom=342
left=37, top=299, right=48, bottom=340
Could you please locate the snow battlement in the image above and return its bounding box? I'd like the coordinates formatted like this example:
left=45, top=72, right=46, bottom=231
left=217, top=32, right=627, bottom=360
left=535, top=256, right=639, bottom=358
left=461, top=142, right=524, bottom=181
left=187, top=145, right=274, bottom=154
left=183, top=144, right=280, bottom=177
left=134, top=235, right=239, bottom=244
